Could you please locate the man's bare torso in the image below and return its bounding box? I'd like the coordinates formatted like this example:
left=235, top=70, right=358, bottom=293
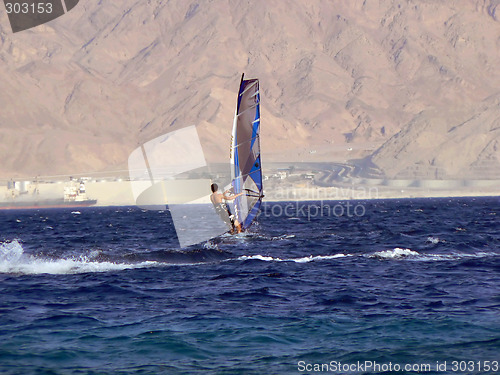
left=210, top=192, right=224, bottom=205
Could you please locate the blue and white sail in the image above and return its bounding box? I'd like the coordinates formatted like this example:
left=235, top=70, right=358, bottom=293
left=230, top=74, right=264, bottom=230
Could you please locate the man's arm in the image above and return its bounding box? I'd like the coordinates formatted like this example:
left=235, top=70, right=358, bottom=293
left=223, top=191, right=244, bottom=201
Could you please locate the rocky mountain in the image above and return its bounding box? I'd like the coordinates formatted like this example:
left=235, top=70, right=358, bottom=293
left=369, top=93, right=500, bottom=179
left=0, top=0, right=499, bottom=179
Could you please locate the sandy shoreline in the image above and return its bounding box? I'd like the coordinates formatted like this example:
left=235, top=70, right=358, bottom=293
left=0, top=180, right=497, bottom=208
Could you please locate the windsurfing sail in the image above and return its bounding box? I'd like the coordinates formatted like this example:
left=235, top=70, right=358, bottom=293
left=230, top=73, right=264, bottom=230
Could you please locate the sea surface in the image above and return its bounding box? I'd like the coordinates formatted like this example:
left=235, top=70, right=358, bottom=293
left=0, top=197, right=499, bottom=374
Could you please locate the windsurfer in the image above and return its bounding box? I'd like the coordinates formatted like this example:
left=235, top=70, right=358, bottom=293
left=210, top=183, right=243, bottom=234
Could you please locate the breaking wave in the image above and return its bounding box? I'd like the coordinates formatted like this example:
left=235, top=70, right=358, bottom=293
left=369, top=247, right=500, bottom=261
left=1, top=239, right=498, bottom=276
left=237, top=249, right=500, bottom=264
left=0, top=240, right=158, bottom=275
left=370, top=248, right=420, bottom=259
left=237, top=254, right=350, bottom=263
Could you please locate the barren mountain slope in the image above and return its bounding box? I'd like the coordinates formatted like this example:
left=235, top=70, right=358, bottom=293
left=0, top=0, right=498, bottom=178
left=369, top=93, right=500, bottom=179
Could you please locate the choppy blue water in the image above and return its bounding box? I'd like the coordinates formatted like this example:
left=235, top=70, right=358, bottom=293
left=0, top=197, right=499, bottom=374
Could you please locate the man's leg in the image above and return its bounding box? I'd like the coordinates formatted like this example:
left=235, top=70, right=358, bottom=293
left=233, top=219, right=242, bottom=233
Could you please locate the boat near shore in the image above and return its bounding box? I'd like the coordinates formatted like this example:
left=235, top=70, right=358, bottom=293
left=0, top=179, right=97, bottom=210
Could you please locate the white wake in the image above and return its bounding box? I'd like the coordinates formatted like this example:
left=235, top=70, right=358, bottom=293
left=0, top=240, right=158, bottom=275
